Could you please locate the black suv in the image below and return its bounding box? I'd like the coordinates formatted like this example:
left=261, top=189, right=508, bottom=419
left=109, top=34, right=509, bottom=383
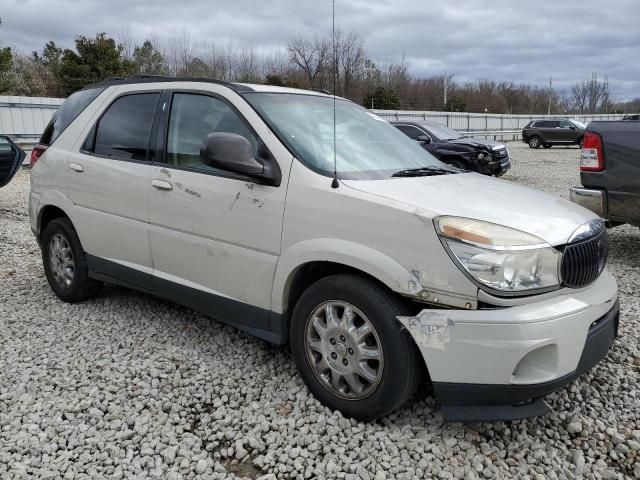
left=392, top=121, right=511, bottom=176
left=522, top=119, right=586, bottom=149
left=622, top=114, right=639, bottom=120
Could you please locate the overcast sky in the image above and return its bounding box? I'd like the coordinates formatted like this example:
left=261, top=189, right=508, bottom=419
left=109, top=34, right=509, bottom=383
left=1, top=0, right=639, bottom=100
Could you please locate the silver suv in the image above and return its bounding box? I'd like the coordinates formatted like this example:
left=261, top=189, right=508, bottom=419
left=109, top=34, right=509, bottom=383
left=29, top=76, right=619, bottom=422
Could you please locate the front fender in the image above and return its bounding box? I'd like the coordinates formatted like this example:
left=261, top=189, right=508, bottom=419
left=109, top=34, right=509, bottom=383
left=271, top=238, right=419, bottom=314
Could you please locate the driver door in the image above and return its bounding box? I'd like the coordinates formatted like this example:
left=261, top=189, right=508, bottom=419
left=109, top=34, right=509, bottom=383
left=147, top=89, right=289, bottom=334
left=0, top=136, right=25, bottom=188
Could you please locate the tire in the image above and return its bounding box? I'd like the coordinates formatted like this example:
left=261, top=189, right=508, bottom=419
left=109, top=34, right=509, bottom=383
left=290, top=274, right=422, bottom=421
left=41, top=217, right=101, bottom=303
left=578, top=137, right=584, bottom=148
left=528, top=136, right=542, bottom=149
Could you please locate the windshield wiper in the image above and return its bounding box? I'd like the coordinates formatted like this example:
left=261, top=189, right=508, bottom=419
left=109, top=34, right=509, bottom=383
left=392, top=166, right=458, bottom=177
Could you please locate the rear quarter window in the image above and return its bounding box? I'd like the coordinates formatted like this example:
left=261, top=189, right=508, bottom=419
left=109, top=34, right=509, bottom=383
left=39, top=87, right=106, bottom=146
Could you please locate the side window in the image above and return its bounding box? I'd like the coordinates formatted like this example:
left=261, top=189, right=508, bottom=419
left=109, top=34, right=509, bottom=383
left=396, top=125, right=423, bottom=140
left=40, top=87, right=106, bottom=146
left=166, top=93, right=258, bottom=170
left=559, top=120, right=572, bottom=128
left=90, top=93, right=160, bottom=161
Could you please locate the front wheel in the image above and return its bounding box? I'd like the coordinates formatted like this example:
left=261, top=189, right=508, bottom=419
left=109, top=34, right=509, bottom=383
left=290, top=275, right=421, bottom=421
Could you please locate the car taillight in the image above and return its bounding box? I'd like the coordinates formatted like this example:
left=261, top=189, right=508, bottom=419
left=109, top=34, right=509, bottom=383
left=30, top=144, right=48, bottom=167
left=580, top=132, right=604, bottom=172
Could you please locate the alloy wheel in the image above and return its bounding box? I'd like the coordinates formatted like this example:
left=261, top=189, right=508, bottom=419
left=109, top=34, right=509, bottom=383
left=48, top=233, right=75, bottom=289
left=304, top=300, right=384, bottom=400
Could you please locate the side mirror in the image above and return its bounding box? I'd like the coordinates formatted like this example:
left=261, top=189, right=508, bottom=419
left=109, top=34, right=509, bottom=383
left=200, top=132, right=263, bottom=175
left=417, top=135, right=431, bottom=144
left=569, top=125, right=576, bottom=130
left=199, top=132, right=281, bottom=186
left=0, top=135, right=25, bottom=188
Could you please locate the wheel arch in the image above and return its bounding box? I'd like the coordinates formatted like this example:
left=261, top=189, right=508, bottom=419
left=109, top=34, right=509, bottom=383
left=35, top=191, right=76, bottom=240
left=272, top=239, right=420, bottom=318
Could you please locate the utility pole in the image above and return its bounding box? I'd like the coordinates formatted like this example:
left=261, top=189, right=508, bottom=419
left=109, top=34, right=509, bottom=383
left=443, top=72, right=448, bottom=110
left=547, top=76, right=552, bottom=116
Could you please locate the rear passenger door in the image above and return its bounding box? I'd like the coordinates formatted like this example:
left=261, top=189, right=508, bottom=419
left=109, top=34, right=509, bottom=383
left=64, top=88, right=162, bottom=288
left=543, top=120, right=562, bottom=142
left=147, top=88, right=290, bottom=333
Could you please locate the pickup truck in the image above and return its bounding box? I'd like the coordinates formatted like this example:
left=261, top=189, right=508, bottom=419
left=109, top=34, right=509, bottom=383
left=570, top=121, right=640, bottom=227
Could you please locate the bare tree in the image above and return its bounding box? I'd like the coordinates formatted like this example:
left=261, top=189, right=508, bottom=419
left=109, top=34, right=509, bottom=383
left=233, top=48, right=260, bottom=83
left=338, top=30, right=365, bottom=98
left=287, top=36, right=329, bottom=89
left=571, top=81, right=589, bottom=113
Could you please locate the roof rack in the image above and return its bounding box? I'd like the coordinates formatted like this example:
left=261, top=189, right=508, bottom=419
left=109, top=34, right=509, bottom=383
left=81, top=75, right=254, bottom=92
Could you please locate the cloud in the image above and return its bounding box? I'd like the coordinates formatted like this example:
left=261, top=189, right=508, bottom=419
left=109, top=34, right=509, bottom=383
left=1, top=0, right=638, bottom=99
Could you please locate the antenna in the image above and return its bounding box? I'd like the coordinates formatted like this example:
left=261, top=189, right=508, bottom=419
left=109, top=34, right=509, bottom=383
left=331, top=0, right=339, bottom=188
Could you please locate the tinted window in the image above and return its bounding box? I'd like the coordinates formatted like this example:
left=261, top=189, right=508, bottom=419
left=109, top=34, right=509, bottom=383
left=559, top=120, right=573, bottom=128
left=93, top=93, right=159, bottom=161
left=396, top=125, right=423, bottom=140
left=534, top=121, right=557, bottom=128
left=166, top=93, right=258, bottom=170
left=40, top=87, right=105, bottom=145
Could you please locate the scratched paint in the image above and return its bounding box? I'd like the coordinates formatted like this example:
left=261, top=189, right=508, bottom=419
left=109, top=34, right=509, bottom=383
left=397, top=310, right=453, bottom=351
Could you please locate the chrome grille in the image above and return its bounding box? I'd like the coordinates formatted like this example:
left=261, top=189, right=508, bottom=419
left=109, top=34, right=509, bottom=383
left=561, top=228, right=608, bottom=288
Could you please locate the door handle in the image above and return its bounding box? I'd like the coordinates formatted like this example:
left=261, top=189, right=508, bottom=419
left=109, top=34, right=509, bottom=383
left=152, top=179, right=173, bottom=191
left=69, top=163, right=84, bottom=173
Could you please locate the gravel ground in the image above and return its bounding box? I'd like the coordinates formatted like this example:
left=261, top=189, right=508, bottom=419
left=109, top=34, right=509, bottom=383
left=1, top=143, right=638, bottom=480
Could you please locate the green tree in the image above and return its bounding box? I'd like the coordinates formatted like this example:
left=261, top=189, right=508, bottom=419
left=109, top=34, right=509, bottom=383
left=363, top=87, right=400, bottom=110
left=0, top=18, right=13, bottom=93
left=132, top=40, right=167, bottom=75
left=56, top=33, right=133, bottom=95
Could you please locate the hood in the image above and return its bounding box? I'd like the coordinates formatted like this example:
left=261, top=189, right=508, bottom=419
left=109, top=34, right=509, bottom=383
left=447, top=137, right=505, bottom=149
left=342, top=173, right=598, bottom=246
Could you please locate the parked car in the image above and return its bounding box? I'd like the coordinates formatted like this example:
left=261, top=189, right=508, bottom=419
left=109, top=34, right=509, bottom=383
left=391, top=120, right=510, bottom=176
left=30, top=76, right=619, bottom=422
left=0, top=135, right=25, bottom=188
left=522, top=119, right=586, bottom=149
left=622, top=114, right=639, bottom=120
left=570, top=121, right=640, bottom=227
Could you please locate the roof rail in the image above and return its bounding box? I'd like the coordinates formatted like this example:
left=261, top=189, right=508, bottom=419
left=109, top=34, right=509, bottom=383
left=80, top=75, right=254, bottom=93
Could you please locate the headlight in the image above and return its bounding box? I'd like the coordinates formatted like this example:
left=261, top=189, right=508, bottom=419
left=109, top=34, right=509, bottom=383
left=435, top=216, right=561, bottom=294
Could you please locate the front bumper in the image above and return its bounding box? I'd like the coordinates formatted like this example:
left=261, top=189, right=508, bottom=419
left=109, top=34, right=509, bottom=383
left=570, top=187, right=607, bottom=218
left=398, top=270, right=619, bottom=422
left=478, top=157, right=511, bottom=177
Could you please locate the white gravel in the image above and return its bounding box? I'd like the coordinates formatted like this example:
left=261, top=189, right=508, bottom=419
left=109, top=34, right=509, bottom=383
left=1, top=143, right=639, bottom=480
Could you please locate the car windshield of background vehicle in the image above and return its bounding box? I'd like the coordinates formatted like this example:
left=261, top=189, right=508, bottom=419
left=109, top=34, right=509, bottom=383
left=571, top=120, right=587, bottom=129
left=244, top=93, right=449, bottom=180
left=421, top=123, right=463, bottom=140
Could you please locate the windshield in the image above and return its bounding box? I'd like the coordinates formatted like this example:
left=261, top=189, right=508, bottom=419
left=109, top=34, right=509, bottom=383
left=570, top=120, right=587, bottom=129
left=244, top=93, right=448, bottom=179
left=421, top=122, right=463, bottom=140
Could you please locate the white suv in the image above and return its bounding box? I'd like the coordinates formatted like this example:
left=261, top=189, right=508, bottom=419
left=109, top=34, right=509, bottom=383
left=29, top=77, right=619, bottom=422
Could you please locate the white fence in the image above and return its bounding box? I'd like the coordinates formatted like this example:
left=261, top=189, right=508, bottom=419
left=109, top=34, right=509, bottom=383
left=372, top=110, right=623, bottom=141
left=0, top=95, right=625, bottom=146
left=0, top=96, right=64, bottom=147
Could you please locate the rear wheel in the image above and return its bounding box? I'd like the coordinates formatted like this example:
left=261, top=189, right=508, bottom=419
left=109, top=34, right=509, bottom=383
left=41, top=217, right=101, bottom=302
left=290, top=275, right=421, bottom=421
left=528, top=136, right=542, bottom=149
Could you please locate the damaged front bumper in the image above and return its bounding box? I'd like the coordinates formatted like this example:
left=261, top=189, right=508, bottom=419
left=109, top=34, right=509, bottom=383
left=398, top=270, right=619, bottom=422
